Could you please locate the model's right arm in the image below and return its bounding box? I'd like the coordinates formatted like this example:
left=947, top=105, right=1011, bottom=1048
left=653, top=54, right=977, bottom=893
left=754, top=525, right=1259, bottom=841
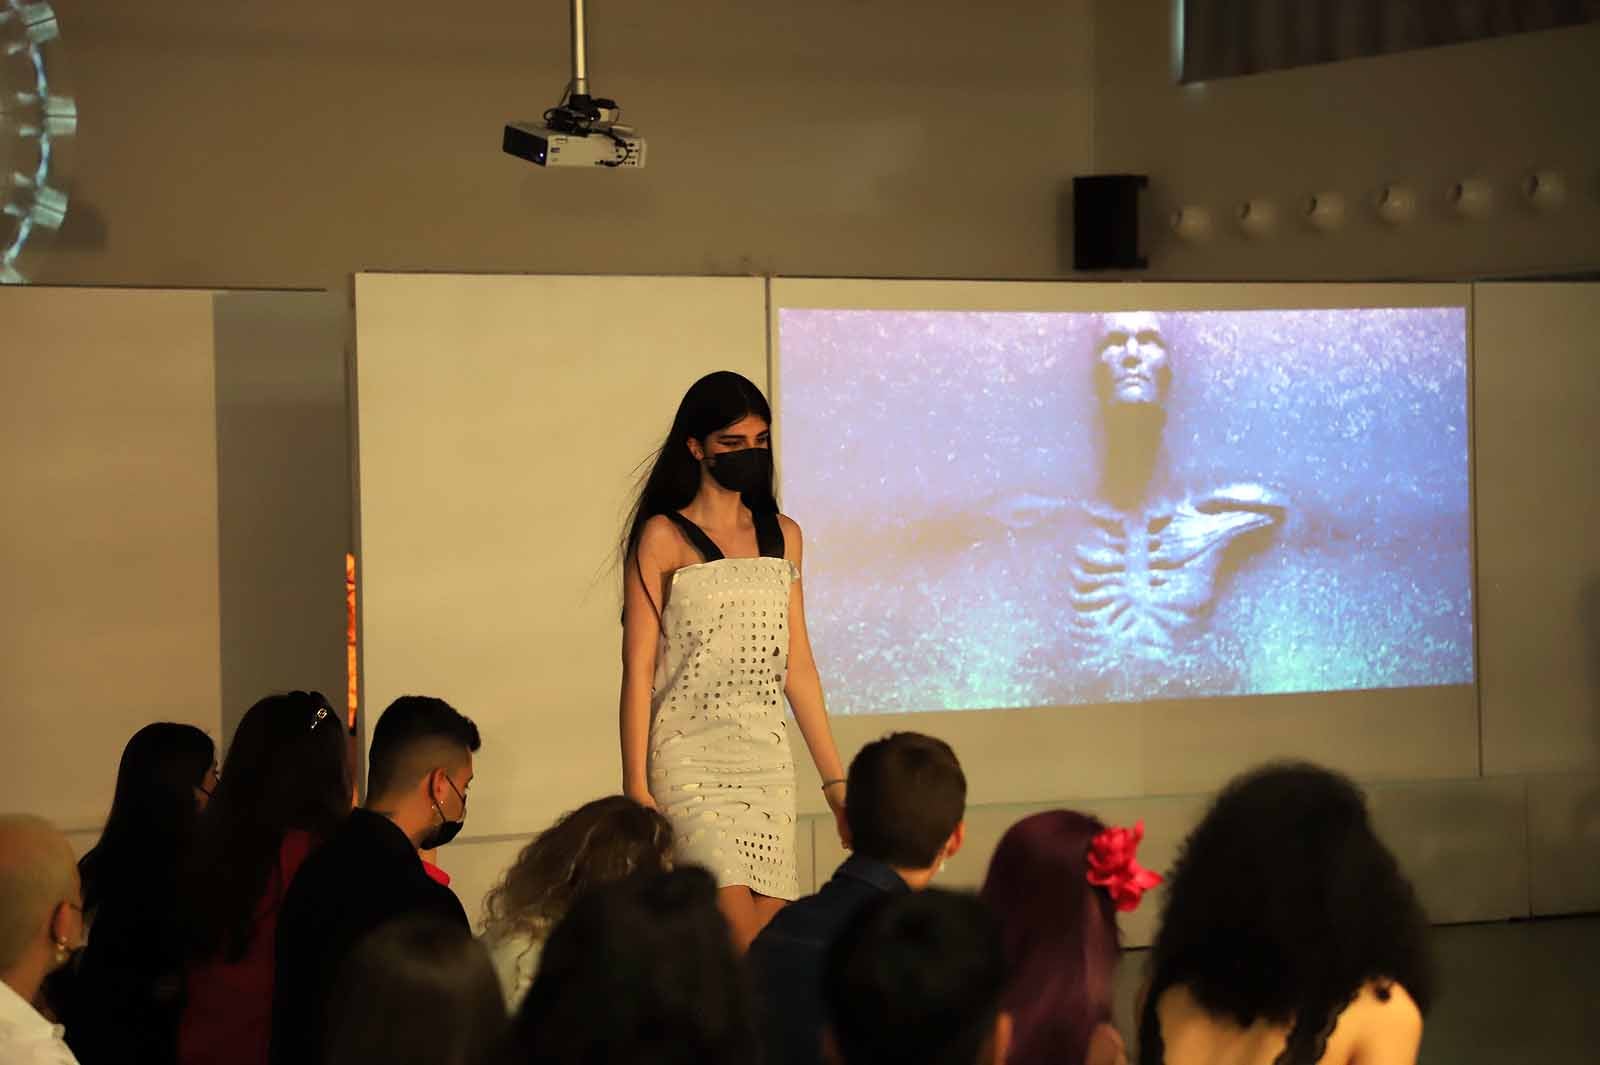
left=620, top=516, right=672, bottom=807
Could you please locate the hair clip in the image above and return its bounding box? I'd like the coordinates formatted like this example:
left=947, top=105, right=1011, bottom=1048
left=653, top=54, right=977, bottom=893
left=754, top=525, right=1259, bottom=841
left=310, top=707, right=330, bottom=731
left=1086, top=820, right=1163, bottom=912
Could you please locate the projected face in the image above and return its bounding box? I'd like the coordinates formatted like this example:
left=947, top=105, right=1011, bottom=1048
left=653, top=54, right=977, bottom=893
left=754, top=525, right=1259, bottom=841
left=1096, top=312, right=1169, bottom=407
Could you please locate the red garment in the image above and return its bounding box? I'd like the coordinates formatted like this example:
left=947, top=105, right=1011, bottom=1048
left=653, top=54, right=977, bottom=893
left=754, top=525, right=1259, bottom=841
left=421, top=858, right=451, bottom=887
left=178, top=829, right=316, bottom=1065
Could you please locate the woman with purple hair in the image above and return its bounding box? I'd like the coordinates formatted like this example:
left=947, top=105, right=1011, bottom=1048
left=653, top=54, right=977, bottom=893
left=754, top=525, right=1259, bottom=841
left=980, top=811, right=1161, bottom=1065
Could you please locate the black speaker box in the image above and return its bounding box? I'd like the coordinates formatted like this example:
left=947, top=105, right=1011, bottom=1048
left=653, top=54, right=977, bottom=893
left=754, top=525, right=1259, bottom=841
left=1073, top=174, right=1148, bottom=271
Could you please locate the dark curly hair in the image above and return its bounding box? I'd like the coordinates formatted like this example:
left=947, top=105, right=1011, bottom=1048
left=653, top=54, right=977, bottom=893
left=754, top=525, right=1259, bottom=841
left=1137, top=762, right=1433, bottom=1065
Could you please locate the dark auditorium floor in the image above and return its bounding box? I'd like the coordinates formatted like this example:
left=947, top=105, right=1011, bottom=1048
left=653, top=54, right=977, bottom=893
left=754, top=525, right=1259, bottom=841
left=1112, top=915, right=1600, bottom=1064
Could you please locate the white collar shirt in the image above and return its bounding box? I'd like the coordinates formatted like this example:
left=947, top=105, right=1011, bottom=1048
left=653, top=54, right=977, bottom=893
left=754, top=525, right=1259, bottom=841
left=0, top=977, right=80, bottom=1065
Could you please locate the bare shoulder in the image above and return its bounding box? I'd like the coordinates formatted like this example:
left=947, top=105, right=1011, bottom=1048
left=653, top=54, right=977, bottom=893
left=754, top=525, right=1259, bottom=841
left=637, top=514, right=687, bottom=566
left=1343, top=980, right=1423, bottom=1063
left=1353, top=979, right=1422, bottom=1030
left=778, top=513, right=803, bottom=563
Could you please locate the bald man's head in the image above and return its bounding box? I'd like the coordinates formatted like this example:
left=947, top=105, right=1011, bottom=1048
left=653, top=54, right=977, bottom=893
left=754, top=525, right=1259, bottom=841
left=0, top=815, right=79, bottom=973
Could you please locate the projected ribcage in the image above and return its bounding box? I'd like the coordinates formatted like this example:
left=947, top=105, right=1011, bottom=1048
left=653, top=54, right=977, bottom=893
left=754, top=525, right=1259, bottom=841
left=1069, top=485, right=1286, bottom=654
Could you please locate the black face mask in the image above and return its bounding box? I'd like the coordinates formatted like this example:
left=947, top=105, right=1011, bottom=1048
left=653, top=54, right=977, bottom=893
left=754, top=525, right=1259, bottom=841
left=706, top=447, right=772, bottom=495
left=419, top=775, right=467, bottom=850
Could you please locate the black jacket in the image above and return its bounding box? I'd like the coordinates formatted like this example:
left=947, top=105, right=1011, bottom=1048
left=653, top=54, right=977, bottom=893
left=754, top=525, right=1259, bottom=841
left=269, top=809, right=469, bottom=1065
left=745, top=856, right=910, bottom=1065
left=63, top=845, right=186, bottom=1065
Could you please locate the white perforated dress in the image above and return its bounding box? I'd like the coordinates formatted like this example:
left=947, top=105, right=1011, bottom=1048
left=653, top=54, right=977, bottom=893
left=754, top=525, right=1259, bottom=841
left=647, top=511, right=800, bottom=900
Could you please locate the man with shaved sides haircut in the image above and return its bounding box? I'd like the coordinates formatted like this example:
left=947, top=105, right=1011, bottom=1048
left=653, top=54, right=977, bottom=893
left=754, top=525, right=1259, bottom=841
left=270, top=696, right=481, bottom=1065
left=0, top=815, right=85, bottom=1064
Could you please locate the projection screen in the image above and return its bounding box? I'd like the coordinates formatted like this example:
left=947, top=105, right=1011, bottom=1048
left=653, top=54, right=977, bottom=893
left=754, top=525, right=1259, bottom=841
left=770, top=279, right=1478, bottom=804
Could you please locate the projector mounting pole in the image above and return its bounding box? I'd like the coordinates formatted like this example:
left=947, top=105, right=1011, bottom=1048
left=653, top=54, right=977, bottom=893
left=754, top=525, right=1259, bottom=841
left=569, top=0, right=589, bottom=98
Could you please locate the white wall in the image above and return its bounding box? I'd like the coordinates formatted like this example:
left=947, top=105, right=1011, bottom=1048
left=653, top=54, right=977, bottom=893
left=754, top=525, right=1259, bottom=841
left=1473, top=283, right=1600, bottom=776
left=30, top=0, right=1094, bottom=289
left=0, top=286, right=346, bottom=829
left=353, top=273, right=768, bottom=841
left=213, top=291, right=351, bottom=743
left=0, top=288, right=222, bottom=829
left=1092, top=4, right=1600, bottom=280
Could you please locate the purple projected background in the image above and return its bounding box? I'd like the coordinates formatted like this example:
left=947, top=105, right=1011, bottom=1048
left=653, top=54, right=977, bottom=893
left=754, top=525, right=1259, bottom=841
left=777, top=307, right=1474, bottom=714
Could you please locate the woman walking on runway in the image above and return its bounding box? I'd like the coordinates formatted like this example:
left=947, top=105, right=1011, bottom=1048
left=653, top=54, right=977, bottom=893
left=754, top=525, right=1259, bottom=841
left=619, top=370, right=847, bottom=949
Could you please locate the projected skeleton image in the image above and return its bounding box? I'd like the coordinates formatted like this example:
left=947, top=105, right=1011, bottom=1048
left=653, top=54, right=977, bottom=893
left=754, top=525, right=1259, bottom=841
left=1062, top=312, right=1286, bottom=661
left=778, top=305, right=1474, bottom=712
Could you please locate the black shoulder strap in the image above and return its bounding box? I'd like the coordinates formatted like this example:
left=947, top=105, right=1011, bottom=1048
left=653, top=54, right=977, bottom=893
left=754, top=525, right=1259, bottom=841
left=754, top=509, right=786, bottom=559
left=665, top=512, right=724, bottom=563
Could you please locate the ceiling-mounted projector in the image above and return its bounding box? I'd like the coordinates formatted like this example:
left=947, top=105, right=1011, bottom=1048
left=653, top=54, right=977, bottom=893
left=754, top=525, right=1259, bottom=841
left=503, top=111, right=645, bottom=169
left=504, top=0, right=645, bottom=170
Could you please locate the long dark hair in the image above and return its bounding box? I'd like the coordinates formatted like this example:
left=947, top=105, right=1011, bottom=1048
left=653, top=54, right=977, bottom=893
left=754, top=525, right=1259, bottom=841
left=482, top=795, right=673, bottom=943
left=184, top=692, right=352, bottom=962
left=1138, top=762, right=1433, bottom=1065
left=325, top=916, right=507, bottom=1065
left=509, top=867, right=759, bottom=1065
left=980, top=810, right=1119, bottom=1065
left=619, top=371, right=777, bottom=570
left=81, top=722, right=215, bottom=912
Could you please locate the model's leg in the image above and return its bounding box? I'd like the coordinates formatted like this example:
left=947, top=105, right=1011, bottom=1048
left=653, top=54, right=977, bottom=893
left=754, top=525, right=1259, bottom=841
left=717, top=885, right=788, bottom=952
left=752, top=891, right=788, bottom=929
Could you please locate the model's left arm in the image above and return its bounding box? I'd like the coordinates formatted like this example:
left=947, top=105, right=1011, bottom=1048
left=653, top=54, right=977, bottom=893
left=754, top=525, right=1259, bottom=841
left=780, top=515, right=848, bottom=821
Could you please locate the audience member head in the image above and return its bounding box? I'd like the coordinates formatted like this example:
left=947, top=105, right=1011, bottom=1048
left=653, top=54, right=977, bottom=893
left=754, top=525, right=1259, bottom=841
left=482, top=795, right=672, bottom=943
left=84, top=722, right=215, bottom=910
left=0, top=815, right=84, bottom=1004
left=365, top=695, right=480, bottom=851
left=508, top=866, right=757, bottom=1065
left=822, top=888, right=1010, bottom=1065
left=324, top=915, right=506, bottom=1065
left=1138, top=762, right=1433, bottom=1065
left=981, top=811, right=1153, bottom=1065
left=842, top=732, right=966, bottom=887
left=185, top=690, right=353, bottom=961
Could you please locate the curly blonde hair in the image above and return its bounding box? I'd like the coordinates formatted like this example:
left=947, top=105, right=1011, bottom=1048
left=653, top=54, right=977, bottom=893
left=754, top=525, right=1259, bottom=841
left=482, top=795, right=673, bottom=941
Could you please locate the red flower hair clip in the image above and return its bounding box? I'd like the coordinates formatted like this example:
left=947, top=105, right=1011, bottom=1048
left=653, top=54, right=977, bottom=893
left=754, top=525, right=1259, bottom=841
left=1085, top=820, right=1163, bottom=913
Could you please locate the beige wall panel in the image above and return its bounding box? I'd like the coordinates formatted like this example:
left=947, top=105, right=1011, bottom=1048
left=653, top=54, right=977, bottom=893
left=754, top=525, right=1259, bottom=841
left=1474, top=283, right=1600, bottom=775
left=438, top=815, right=817, bottom=935
left=355, top=273, right=767, bottom=844
left=808, top=792, right=1209, bottom=949
left=436, top=836, right=529, bottom=934
left=1366, top=776, right=1530, bottom=924
left=0, top=287, right=223, bottom=829
left=1526, top=772, right=1600, bottom=916
left=807, top=775, right=1536, bottom=949
left=212, top=291, right=351, bottom=741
